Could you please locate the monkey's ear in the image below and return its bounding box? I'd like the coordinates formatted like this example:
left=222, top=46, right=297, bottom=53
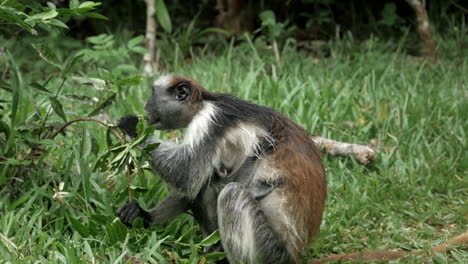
left=175, top=83, right=191, bottom=101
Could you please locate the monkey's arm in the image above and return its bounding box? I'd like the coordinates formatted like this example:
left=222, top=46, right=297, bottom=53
left=118, top=192, right=190, bottom=228
left=146, top=192, right=191, bottom=225
left=117, top=114, right=215, bottom=199
left=150, top=142, right=216, bottom=199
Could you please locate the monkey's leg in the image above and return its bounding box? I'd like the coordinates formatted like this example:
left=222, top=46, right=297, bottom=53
left=217, top=182, right=293, bottom=264
left=118, top=192, right=190, bottom=228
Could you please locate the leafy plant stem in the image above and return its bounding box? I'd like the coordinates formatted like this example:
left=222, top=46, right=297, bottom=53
left=48, top=117, right=133, bottom=201
left=49, top=117, right=123, bottom=143
left=38, top=77, right=67, bottom=139
left=126, top=163, right=132, bottom=202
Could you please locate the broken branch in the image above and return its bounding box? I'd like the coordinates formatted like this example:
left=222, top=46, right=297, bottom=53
left=313, top=136, right=376, bottom=165
left=310, top=229, right=468, bottom=263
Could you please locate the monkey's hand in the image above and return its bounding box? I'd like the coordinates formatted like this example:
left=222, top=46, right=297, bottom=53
left=117, top=114, right=139, bottom=139
left=118, top=202, right=151, bottom=228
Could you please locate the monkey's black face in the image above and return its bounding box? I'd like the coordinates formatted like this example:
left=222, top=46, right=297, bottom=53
left=144, top=76, right=200, bottom=130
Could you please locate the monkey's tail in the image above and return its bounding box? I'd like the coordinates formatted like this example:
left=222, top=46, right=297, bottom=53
left=310, top=230, right=468, bottom=263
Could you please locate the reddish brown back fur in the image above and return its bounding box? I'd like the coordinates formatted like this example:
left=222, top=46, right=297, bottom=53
left=271, top=115, right=327, bottom=255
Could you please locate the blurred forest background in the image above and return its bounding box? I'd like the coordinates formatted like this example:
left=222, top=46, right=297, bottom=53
left=0, top=0, right=467, bottom=263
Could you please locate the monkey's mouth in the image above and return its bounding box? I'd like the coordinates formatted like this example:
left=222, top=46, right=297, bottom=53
left=147, top=116, right=161, bottom=126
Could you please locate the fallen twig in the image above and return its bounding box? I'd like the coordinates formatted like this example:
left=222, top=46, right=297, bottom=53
left=310, top=229, right=468, bottom=263
left=313, top=136, right=376, bottom=165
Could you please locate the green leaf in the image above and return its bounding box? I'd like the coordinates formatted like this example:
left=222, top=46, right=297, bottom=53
left=0, top=120, right=10, bottom=140
left=49, top=96, right=67, bottom=123
left=63, top=54, right=84, bottom=76
left=132, top=218, right=145, bottom=229
left=259, top=10, right=276, bottom=26
left=0, top=6, right=37, bottom=34
left=97, top=68, right=116, bottom=81
left=25, top=10, right=58, bottom=22
left=81, top=128, right=93, bottom=157
left=29, top=82, right=51, bottom=93
left=116, top=75, right=142, bottom=86
left=7, top=51, right=21, bottom=129
left=0, top=158, right=31, bottom=166
left=197, top=27, right=230, bottom=37
left=68, top=217, right=89, bottom=237
left=106, top=221, right=127, bottom=244
left=64, top=94, right=94, bottom=104
left=83, top=12, right=108, bottom=20
left=162, top=219, right=181, bottom=237
left=87, top=93, right=116, bottom=117
left=176, top=226, right=197, bottom=243
left=109, top=146, right=129, bottom=167
left=127, top=35, right=144, bottom=49
left=48, top=19, right=69, bottom=29
left=105, top=128, right=114, bottom=148
left=132, top=126, right=155, bottom=147
left=143, top=142, right=160, bottom=152
left=377, top=99, right=390, bottom=124
left=31, top=43, right=62, bottom=70
left=86, top=34, right=113, bottom=45
left=47, top=2, right=57, bottom=10
left=93, top=151, right=111, bottom=171
left=8, top=189, right=34, bottom=210
left=198, top=230, right=220, bottom=247
left=91, top=214, right=111, bottom=225
left=72, top=76, right=106, bottom=88
left=43, top=75, right=54, bottom=87
left=155, top=0, right=172, bottom=33
left=381, top=3, right=398, bottom=26
left=203, top=252, right=226, bottom=262
left=0, top=79, right=12, bottom=92
left=69, top=0, right=80, bottom=9
left=130, top=46, right=149, bottom=54
left=109, top=145, right=127, bottom=153
left=79, top=1, right=97, bottom=8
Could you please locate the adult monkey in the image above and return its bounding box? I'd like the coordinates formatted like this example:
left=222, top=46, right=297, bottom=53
left=117, top=74, right=327, bottom=264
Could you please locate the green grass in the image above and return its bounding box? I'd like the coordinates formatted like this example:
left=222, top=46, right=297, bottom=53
left=0, top=32, right=467, bottom=263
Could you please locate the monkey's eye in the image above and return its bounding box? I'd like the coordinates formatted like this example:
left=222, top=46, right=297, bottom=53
left=175, top=84, right=190, bottom=101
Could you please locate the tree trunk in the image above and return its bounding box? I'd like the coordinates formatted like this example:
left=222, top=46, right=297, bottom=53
left=215, top=0, right=253, bottom=36
left=144, top=0, right=157, bottom=75
left=405, top=0, right=437, bottom=62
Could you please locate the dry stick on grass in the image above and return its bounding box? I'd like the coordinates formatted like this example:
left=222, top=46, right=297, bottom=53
left=313, top=136, right=377, bottom=165
left=310, top=229, right=468, bottom=263
left=49, top=117, right=134, bottom=202
left=405, top=0, right=437, bottom=62
left=143, top=0, right=157, bottom=75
